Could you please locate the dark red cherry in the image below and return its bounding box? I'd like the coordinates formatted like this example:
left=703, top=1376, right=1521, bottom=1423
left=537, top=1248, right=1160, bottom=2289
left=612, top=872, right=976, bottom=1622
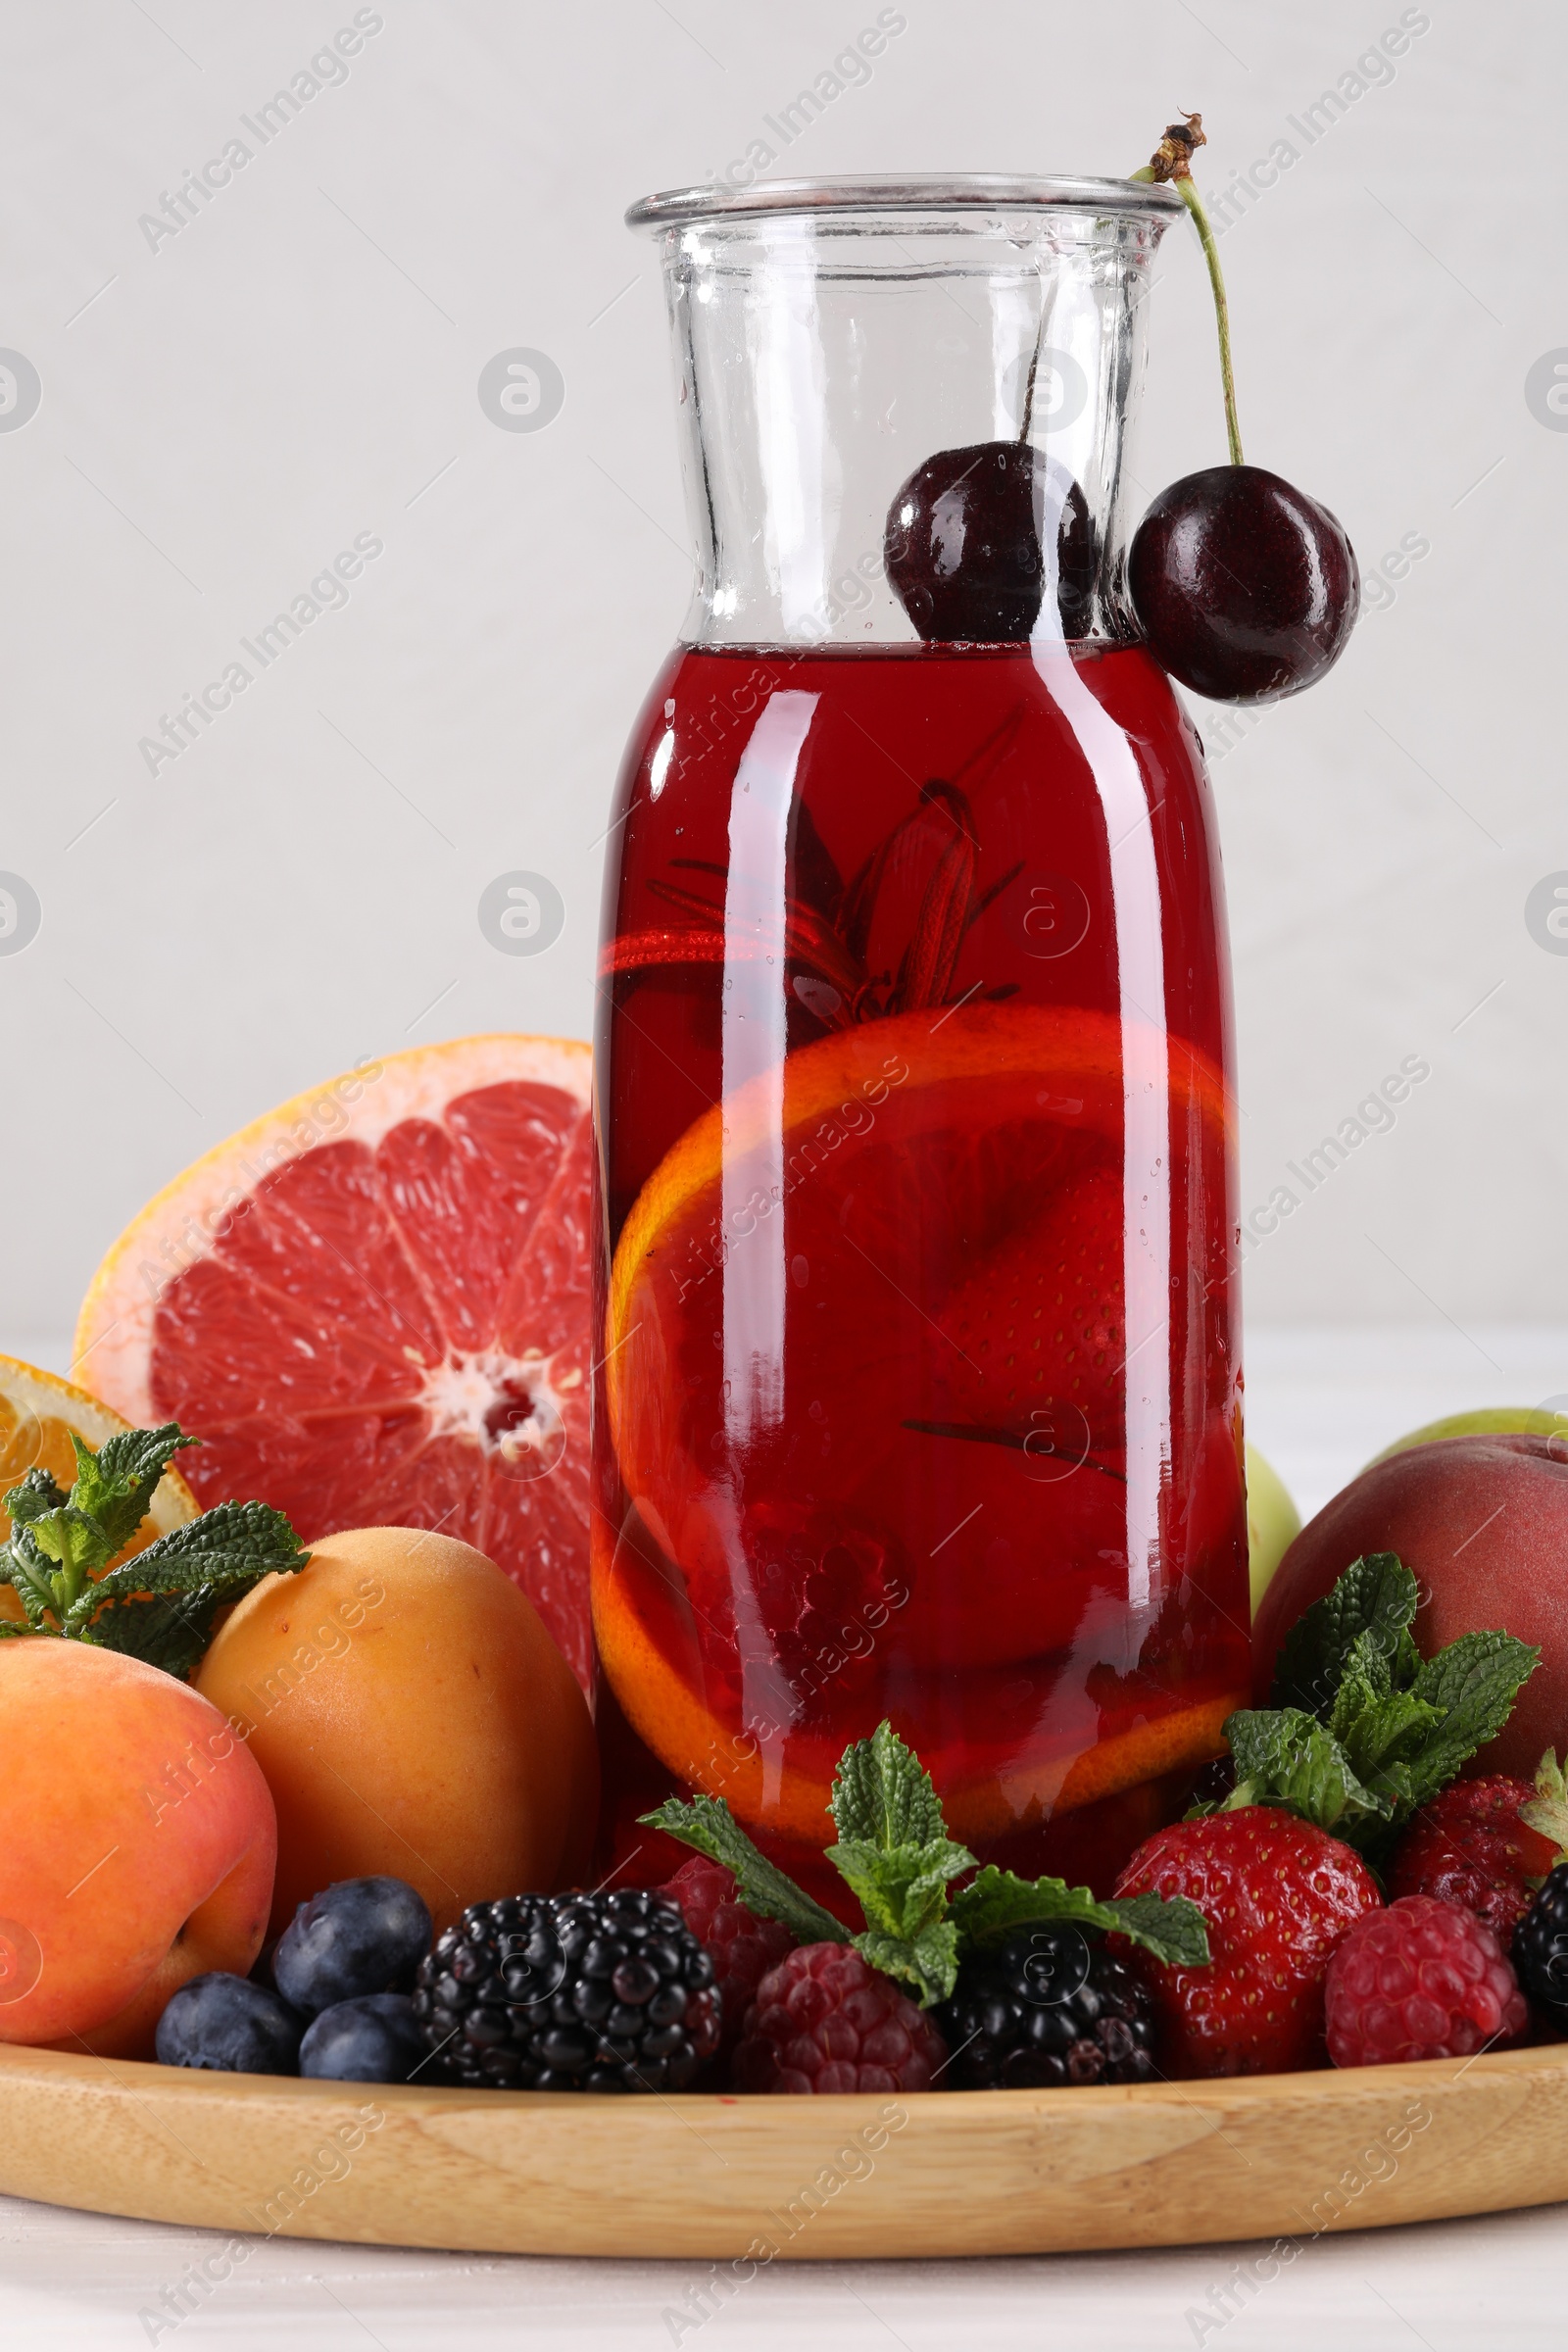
left=884, top=441, right=1098, bottom=644
left=1128, top=464, right=1358, bottom=703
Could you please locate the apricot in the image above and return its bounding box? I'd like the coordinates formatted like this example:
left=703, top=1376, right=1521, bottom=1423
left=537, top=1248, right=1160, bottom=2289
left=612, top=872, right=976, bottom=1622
left=0, top=1640, right=276, bottom=2057
left=195, top=1527, right=598, bottom=1936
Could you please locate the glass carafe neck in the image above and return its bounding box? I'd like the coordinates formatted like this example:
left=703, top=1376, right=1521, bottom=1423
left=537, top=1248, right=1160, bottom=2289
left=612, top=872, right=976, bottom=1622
left=631, top=178, right=1182, bottom=652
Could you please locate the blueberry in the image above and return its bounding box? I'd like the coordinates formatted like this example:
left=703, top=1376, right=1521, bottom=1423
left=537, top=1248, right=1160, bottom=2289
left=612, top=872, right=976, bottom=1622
left=155, top=1974, right=303, bottom=2075
left=298, top=1993, right=424, bottom=2084
left=272, top=1877, right=432, bottom=2015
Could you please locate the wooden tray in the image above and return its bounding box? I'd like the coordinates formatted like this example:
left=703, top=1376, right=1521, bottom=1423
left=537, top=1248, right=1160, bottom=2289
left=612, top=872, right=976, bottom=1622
left=0, top=2039, right=1565, bottom=2257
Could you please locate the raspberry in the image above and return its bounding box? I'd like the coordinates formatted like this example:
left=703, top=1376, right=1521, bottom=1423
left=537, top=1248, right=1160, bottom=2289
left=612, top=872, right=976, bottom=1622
left=730, top=1942, right=948, bottom=2094
left=1386, top=1777, right=1558, bottom=1941
left=1325, top=1894, right=1529, bottom=2068
left=657, top=1856, right=797, bottom=2056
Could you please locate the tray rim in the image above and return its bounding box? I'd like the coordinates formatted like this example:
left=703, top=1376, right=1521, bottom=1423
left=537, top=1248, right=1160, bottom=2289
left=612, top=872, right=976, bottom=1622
left=0, top=2034, right=1565, bottom=2262
left=11, top=2029, right=1565, bottom=2114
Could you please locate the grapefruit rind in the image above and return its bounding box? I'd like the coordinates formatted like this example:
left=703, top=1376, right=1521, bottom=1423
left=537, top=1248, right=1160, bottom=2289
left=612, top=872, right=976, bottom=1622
left=74, top=1035, right=592, bottom=1427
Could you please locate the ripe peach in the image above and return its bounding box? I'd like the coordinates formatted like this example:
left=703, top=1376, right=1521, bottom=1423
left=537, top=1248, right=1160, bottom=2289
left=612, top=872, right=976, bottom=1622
left=1252, top=1434, right=1568, bottom=1777
left=194, top=1527, right=598, bottom=1936
left=0, top=1640, right=276, bottom=2057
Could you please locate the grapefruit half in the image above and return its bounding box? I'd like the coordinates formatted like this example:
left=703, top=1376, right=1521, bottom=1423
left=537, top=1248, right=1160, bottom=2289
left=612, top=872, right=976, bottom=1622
left=74, top=1036, right=595, bottom=1690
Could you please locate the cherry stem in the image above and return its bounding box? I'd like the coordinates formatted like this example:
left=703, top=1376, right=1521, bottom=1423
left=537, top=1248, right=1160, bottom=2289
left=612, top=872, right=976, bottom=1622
left=1132, top=115, right=1244, bottom=467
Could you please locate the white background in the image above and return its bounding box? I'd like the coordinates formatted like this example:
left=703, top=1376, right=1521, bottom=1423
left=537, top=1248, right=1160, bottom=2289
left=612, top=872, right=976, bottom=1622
left=3, top=0, right=1566, bottom=1391
left=2, top=4, right=1566, bottom=2336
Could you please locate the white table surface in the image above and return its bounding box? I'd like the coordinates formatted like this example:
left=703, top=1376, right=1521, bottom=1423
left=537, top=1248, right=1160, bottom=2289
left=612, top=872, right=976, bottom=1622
left=5, top=1325, right=1566, bottom=2349
left=0, top=2190, right=1563, bottom=2350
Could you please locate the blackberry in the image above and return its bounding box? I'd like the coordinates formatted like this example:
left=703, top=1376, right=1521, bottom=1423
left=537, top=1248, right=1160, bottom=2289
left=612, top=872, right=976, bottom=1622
left=1512, top=1860, right=1568, bottom=2027
left=933, top=1924, right=1158, bottom=2089
left=412, top=1888, right=720, bottom=2091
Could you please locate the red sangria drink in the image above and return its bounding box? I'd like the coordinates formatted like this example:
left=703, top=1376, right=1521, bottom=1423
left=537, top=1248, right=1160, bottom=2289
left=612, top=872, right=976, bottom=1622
left=594, top=179, right=1249, bottom=1894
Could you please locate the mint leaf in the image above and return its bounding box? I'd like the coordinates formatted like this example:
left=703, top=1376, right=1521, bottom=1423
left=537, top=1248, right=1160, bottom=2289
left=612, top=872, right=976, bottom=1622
left=1336, top=1687, right=1445, bottom=1783
left=949, top=1865, right=1210, bottom=1969
left=950, top=1866, right=1105, bottom=1943
left=1, top=1466, right=70, bottom=1526
left=68, top=1424, right=196, bottom=1559
left=830, top=1722, right=947, bottom=1848
left=828, top=1837, right=972, bottom=1943
left=1, top=1532, right=59, bottom=1627
left=1272, top=1552, right=1420, bottom=1718
left=641, top=1794, right=851, bottom=1946
left=1325, top=1626, right=1399, bottom=1743
left=854, top=1921, right=960, bottom=2007
left=81, top=1591, right=226, bottom=1681
left=1220, top=1706, right=1393, bottom=1843
left=1102, top=1890, right=1212, bottom=1971
left=1521, top=1751, right=1568, bottom=1857
left=14, top=1500, right=110, bottom=1583
left=1221, top=1594, right=1538, bottom=1855
left=78, top=1500, right=306, bottom=1620
left=1401, top=1632, right=1540, bottom=1807
left=822, top=1724, right=977, bottom=2004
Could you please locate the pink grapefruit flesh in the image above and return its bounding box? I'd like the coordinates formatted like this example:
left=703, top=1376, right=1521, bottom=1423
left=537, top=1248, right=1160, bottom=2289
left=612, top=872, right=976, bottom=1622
left=74, top=1036, right=594, bottom=1691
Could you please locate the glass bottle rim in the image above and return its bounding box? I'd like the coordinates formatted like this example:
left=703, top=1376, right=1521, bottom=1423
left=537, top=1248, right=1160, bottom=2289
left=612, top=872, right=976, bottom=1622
left=625, top=173, right=1185, bottom=230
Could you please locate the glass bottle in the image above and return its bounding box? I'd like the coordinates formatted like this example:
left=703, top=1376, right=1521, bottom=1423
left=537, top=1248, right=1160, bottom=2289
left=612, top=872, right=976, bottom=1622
left=593, top=176, right=1248, bottom=1900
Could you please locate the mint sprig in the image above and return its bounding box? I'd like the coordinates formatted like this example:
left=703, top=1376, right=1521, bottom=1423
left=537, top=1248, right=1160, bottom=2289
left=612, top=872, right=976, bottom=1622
left=1201, top=1552, right=1541, bottom=1855
left=645, top=1719, right=1210, bottom=2005
left=1224, top=1706, right=1392, bottom=1840
left=949, top=1865, right=1211, bottom=1971
left=0, top=1421, right=306, bottom=1677
left=1400, top=1631, right=1543, bottom=1806
left=826, top=1724, right=976, bottom=2003
left=1273, top=1551, right=1421, bottom=1718
left=641, top=1792, right=851, bottom=1948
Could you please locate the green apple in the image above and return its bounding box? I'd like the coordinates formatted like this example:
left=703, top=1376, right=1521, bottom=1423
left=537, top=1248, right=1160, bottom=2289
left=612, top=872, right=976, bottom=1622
left=1367, top=1404, right=1568, bottom=1469
left=1245, top=1442, right=1301, bottom=1619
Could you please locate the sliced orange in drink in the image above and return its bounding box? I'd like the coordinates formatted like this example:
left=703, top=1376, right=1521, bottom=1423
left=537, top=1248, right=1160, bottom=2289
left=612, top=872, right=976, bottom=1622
left=596, top=1001, right=1240, bottom=1840
left=595, top=1504, right=1241, bottom=1849
left=74, top=1036, right=595, bottom=1690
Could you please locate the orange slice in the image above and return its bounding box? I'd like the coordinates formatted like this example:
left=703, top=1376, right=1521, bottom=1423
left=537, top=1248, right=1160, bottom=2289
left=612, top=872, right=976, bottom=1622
left=0, top=1355, right=199, bottom=1623
left=594, top=1510, right=1240, bottom=1845
left=597, top=1002, right=1235, bottom=1835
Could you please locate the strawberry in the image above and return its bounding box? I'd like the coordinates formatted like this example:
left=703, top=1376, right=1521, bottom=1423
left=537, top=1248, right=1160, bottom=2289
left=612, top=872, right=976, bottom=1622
left=1387, top=1760, right=1568, bottom=1941
left=1112, top=1807, right=1382, bottom=2077
left=932, top=1160, right=1125, bottom=1441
